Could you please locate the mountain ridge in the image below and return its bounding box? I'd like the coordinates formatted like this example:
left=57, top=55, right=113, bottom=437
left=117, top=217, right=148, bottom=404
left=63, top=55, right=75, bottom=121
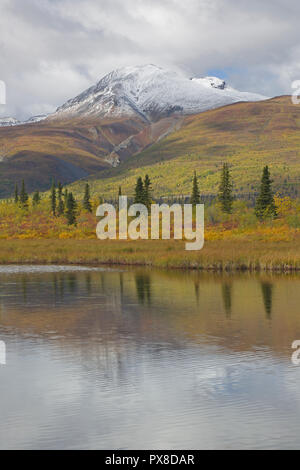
left=1, top=64, right=267, bottom=127
left=52, top=64, right=267, bottom=122
left=0, top=64, right=281, bottom=198
left=68, top=95, right=300, bottom=199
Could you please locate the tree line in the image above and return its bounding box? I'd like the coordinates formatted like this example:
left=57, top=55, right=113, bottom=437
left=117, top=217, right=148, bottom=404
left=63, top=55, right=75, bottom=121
left=12, top=164, right=277, bottom=226
left=13, top=180, right=93, bottom=225
left=133, top=165, right=277, bottom=220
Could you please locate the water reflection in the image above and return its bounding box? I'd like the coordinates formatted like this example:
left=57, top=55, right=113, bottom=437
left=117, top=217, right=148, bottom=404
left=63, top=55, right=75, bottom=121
left=222, top=282, right=232, bottom=318
left=67, top=273, right=78, bottom=293
left=85, top=273, right=92, bottom=294
left=261, top=282, right=274, bottom=319
left=194, top=281, right=200, bottom=305
left=119, top=273, right=124, bottom=299
left=22, top=276, right=27, bottom=302
left=135, top=273, right=152, bottom=306
left=0, top=267, right=300, bottom=450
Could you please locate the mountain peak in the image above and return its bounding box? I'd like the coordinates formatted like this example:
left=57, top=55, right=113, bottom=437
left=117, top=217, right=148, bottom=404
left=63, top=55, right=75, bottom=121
left=0, top=65, right=269, bottom=128
left=192, top=76, right=226, bottom=89
left=51, top=64, right=268, bottom=122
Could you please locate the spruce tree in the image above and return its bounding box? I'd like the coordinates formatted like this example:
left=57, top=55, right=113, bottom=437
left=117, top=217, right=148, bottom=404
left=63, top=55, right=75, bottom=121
left=83, top=182, right=92, bottom=212
left=144, top=174, right=152, bottom=209
left=19, top=180, right=29, bottom=209
left=63, top=188, right=68, bottom=205
left=118, top=186, right=122, bottom=211
left=57, top=182, right=65, bottom=216
left=14, top=183, right=19, bottom=204
left=190, top=171, right=200, bottom=206
left=32, top=190, right=41, bottom=206
left=134, top=177, right=145, bottom=204
left=255, top=166, right=277, bottom=220
left=50, top=180, right=56, bottom=216
left=218, top=163, right=233, bottom=214
left=66, top=192, right=77, bottom=225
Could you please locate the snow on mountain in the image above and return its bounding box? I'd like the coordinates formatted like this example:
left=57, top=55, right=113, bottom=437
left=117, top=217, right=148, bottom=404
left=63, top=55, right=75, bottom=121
left=191, top=76, right=226, bottom=89
left=0, top=114, right=48, bottom=127
left=0, top=65, right=267, bottom=127
left=25, top=114, right=48, bottom=124
left=0, top=117, right=20, bottom=127
left=53, top=64, right=267, bottom=122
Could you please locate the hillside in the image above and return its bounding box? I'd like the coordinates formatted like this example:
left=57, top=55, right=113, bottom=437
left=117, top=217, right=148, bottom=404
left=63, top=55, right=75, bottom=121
left=69, top=96, right=300, bottom=199
left=0, top=64, right=267, bottom=198
left=0, top=115, right=179, bottom=197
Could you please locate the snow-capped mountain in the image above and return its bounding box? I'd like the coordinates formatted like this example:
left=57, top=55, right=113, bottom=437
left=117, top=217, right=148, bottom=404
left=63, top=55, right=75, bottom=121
left=53, top=64, right=267, bottom=122
left=0, top=65, right=267, bottom=128
left=24, top=114, right=48, bottom=124
left=0, top=114, right=48, bottom=127
left=0, top=117, right=20, bottom=127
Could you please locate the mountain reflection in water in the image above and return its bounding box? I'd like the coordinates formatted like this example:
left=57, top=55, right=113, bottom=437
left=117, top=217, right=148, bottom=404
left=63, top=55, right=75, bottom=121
left=0, top=267, right=299, bottom=450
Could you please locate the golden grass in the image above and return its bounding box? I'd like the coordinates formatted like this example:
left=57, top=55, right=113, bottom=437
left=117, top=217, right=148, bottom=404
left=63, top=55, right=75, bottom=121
left=0, top=238, right=299, bottom=271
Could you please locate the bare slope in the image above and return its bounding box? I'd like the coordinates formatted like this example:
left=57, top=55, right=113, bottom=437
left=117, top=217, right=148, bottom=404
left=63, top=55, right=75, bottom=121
left=0, top=64, right=267, bottom=197
left=71, top=96, right=300, bottom=198
left=0, top=115, right=176, bottom=196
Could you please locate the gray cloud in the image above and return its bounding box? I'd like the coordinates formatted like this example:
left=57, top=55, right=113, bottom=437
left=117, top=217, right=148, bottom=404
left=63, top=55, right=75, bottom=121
left=0, top=0, right=299, bottom=119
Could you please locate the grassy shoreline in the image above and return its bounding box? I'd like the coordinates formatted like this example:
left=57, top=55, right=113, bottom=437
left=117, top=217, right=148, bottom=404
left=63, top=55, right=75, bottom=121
left=0, top=239, right=299, bottom=272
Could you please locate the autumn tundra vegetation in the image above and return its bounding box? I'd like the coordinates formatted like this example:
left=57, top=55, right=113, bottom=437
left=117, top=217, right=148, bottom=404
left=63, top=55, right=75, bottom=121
left=0, top=165, right=300, bottom=270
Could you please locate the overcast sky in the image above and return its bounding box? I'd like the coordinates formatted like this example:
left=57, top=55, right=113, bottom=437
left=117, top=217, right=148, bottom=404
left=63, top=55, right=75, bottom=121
left=1, top=0, right=300, bottom=119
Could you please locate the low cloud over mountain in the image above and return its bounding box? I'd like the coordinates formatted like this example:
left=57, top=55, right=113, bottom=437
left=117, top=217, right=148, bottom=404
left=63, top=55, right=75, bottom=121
left=0, top=0, right=299, bottom=120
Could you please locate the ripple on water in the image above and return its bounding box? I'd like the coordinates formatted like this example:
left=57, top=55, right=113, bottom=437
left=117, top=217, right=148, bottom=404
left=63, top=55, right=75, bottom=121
left=0, top=265, right=121, bottom=274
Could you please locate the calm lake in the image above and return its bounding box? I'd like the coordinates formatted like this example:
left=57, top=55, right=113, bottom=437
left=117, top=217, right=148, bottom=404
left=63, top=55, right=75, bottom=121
left=0, top=266, right=300, bottom=450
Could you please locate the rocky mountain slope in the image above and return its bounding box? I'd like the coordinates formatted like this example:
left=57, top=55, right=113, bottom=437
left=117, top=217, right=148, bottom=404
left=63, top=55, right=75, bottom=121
left=53, top=64, right=266, bottom=122
left=70, top=96, right=300, bottom=199
left=0, top=64, right=268, bottom=197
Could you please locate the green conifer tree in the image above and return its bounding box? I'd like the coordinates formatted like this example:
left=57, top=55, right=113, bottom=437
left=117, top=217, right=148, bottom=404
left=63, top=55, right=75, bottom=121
left=57, top=182, right=65, bottom=215
left=118, top=186, right=123, bottom=211
left=32, top=190, right=41, bottom=206
left=218, top=163, right=233, bottom=214
left=63, top=188, right=68, bottom=205
left=190, top=171, right=200, bottom=206
left=255, top=166, right=277, bottom=220
left=83, top=182, right=92, bottom=212
left=14, top=183, right=19, bottom=204
left=134, top=177, right=145, bottom=204
left=66, top=192, right=77, bottom=225
left=50, top=180, right=56, bottom=216
left=19, top=180, right=29, bottom=209
left=144, top=174, right=152, bottom=209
